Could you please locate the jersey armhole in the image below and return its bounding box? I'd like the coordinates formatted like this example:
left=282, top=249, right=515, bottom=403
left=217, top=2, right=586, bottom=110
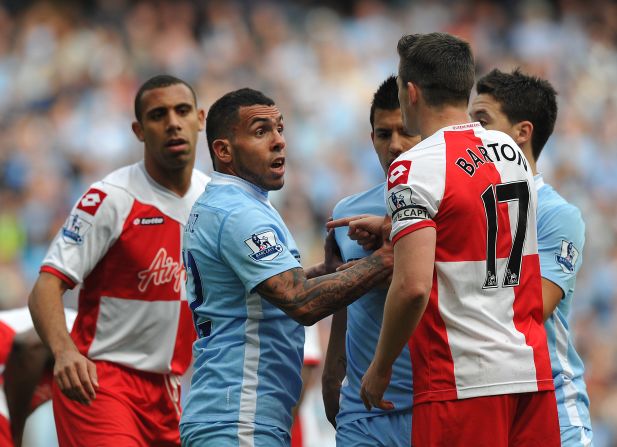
left=40, top=265, right=77, bottom=289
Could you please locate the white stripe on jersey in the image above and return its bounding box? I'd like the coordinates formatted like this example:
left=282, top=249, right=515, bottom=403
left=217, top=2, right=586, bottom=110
left=88, top=297, right=180, bottom=372
left=437, top=258, right=539, bottom=398
left=237, top=292, right=264, bottom=447
left=0, top=387, right=7, bottom=419
left=551, top=314, right=583, bottom=426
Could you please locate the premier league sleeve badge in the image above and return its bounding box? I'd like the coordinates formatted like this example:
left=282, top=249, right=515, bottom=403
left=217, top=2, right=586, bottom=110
left=245, top=230, right=284, bottom=261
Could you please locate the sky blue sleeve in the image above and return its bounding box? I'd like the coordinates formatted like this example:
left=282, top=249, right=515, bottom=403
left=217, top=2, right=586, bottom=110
left=537, top=203, right=585, bottom=295
left=219, top=207, right=301, bottom=293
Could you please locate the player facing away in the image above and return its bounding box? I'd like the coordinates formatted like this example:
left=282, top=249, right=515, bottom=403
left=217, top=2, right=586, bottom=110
left=28, top=75, right=210, bottom=447
left=322, top=75, right=420, bottom=447
left=179, top=88, right=393, bottom=447
left=470, top=68, right=592, bottom=447
left=358, top=33, right=560, bottom=446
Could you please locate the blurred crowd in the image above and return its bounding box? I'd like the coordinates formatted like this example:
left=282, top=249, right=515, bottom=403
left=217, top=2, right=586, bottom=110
left=0, top=0, right=616, bottom=445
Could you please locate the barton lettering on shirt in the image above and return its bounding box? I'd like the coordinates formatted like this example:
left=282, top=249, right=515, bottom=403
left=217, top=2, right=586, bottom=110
left=455, top=142, right=528, bottom=177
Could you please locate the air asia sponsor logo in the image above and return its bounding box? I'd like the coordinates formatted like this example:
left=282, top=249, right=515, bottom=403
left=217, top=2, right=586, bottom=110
left=556, top=240, right=579, bottom=273
left=387, top=186, right=429, bottom=223
left=133, top=216, right=165, bottom=226
left=62, top=213, right=92, bottom=245
left=76, top=188, right=107, bottom=216
left=387, top=160, right=412, bottom=190
left=245, top=230, right=284, bottom=261
left=137, top=248, right=185, bottom=293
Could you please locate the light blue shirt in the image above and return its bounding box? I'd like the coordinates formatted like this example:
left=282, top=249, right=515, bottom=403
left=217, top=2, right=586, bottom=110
left=180, top=172, right=304, bottom=433
left=537, top=174, right=591, bottom=430
left=333, top=182, right=413, bottom=425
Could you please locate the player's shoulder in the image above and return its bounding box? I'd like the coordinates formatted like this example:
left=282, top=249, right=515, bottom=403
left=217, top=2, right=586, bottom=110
left=191, top=169, right=211, bottom=188
left=333, top=183, right=384, bottom=217
left=539, top=187, right=584, bottom=233
left=537, top=181, right=583, bottom=222
left=73, top=164, right=138, bottom=215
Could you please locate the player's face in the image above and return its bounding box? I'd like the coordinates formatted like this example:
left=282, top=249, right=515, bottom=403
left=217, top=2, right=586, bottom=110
left=133, top=83, right=205, bottom=172
left=372, top=108, right=421, bottom=174
left=469, top=94, right=516, bottom=138
left=396, top=72, right=418, bottom=135
left=229, top=105, right=286, bottom=191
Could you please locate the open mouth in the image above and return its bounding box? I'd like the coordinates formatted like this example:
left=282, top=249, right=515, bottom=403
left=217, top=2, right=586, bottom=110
left=271, top=158, right=285, bottom=169
left=166, top=138, right=188, bottom=149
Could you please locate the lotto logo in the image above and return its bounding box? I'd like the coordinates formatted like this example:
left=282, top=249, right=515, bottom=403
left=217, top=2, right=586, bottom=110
left=387, top=160, right=412, bottom=189
left=76, top=188, right=108, bottom=215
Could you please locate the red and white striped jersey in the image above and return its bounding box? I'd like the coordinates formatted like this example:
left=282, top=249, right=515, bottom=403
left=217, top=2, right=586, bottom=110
left=387, top=122, right=553, bottom=404
left=41, top=162, right=209, bottom=375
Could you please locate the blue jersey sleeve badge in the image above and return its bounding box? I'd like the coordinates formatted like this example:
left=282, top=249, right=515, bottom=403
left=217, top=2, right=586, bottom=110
left=555, top=240, right=579, bottom=273
left=245, top=230, right=284, bottom=261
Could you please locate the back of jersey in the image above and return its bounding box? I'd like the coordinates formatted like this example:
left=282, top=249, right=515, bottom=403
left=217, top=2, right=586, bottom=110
left=388, top=122, right=553, bottom=404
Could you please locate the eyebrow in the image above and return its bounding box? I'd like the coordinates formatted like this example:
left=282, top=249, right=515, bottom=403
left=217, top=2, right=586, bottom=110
left=249, top=114, right=284, bottom=126
left=146, top=102, right=193, bottom=115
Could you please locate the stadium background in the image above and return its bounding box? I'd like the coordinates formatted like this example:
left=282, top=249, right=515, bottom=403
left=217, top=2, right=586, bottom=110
left=0, top=0, right=616, bottom=445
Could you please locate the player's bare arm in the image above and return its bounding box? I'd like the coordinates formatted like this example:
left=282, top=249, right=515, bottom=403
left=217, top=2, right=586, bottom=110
left=255, top=244, right=392, bottom=326
left=322, top=308, right=347, bottom=427
left=542, top=278, right=564, bottom=321
left=361, top=227, right=436, bottom=411
left=28, top=272, right=98, bottom=406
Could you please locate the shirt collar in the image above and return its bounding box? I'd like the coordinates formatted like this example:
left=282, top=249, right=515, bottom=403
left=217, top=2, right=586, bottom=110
left=534, top=173, right=545, bottom=190
left=209, top=172, right=270, bottom=204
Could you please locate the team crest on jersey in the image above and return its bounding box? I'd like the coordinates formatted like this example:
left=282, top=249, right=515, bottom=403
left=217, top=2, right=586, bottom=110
left=556, top=240, right=579, bottom=273
left=387, top=160, right=412, bottom=190
left=61, top=213, right=92, bottom=245
left=245, top=230, right=284, bottom=261
left=387, top=187, right=429, bottom=223
left=76, top=188, right=107, bottom=216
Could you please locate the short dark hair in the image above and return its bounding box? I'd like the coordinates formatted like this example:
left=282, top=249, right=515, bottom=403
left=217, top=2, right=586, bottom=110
left=397, top=32, right=474, bottom=108
left=206, top=88, right=276, bottom=170
left=476, top=68, right=558, bottom=161
left=370, top=75, right=400, bottom=130
left=134, top=75, right=197, bottom=122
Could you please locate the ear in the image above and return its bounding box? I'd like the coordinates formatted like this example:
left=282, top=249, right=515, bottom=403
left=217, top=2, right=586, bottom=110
left=407, top=81, right=418, bottom=105
left=197, top=108, right=206, bottom=132
left=132, top=121, right=144, bottom=142
left=212, top=139, right=232, bottom=165
left=512, top=120, right=533, bottom=147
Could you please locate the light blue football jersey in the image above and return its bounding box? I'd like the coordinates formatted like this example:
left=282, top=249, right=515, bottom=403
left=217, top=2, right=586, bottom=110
left=180, top=172, right=304, bottom=436
left=333, top=182, right=413, bottom=426
left=536, top=174, right=592, bottom=431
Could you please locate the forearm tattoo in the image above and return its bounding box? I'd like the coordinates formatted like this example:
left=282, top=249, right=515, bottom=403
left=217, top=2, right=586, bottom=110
left=256, top=253, right=391, bottom=324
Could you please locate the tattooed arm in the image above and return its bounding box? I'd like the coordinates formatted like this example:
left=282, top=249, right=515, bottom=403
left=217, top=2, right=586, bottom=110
left=255, top=241, right=392, bottom=326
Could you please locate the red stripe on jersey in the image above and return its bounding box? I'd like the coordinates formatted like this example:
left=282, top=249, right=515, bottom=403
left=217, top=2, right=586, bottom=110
left=170, top=302, right=196, bottom=375
left=391, top=220, right=436, bottom=246
left=436, top=130, right=512, bottom=263
left=0, top=321, right=16, bottom=385
left=95, top=200, right=184, bottom=302
left=71, top=282, right=102, bottom=358
left=513, top=254, right=554, bottom=389
left=40, top=266, right=77, bottom=289
left=410, top=270, right=457, bottom=403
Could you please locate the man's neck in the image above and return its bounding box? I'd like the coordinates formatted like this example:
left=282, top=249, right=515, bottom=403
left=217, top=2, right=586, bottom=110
left=418, top=105, right=471, bottom=140
left=144, top=159, right=193, bottom=197
left=520, top=143, right=538, bottom=175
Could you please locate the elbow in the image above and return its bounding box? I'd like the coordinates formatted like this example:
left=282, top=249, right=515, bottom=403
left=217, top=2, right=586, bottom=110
left=291, top=311, right=320, bottom=327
